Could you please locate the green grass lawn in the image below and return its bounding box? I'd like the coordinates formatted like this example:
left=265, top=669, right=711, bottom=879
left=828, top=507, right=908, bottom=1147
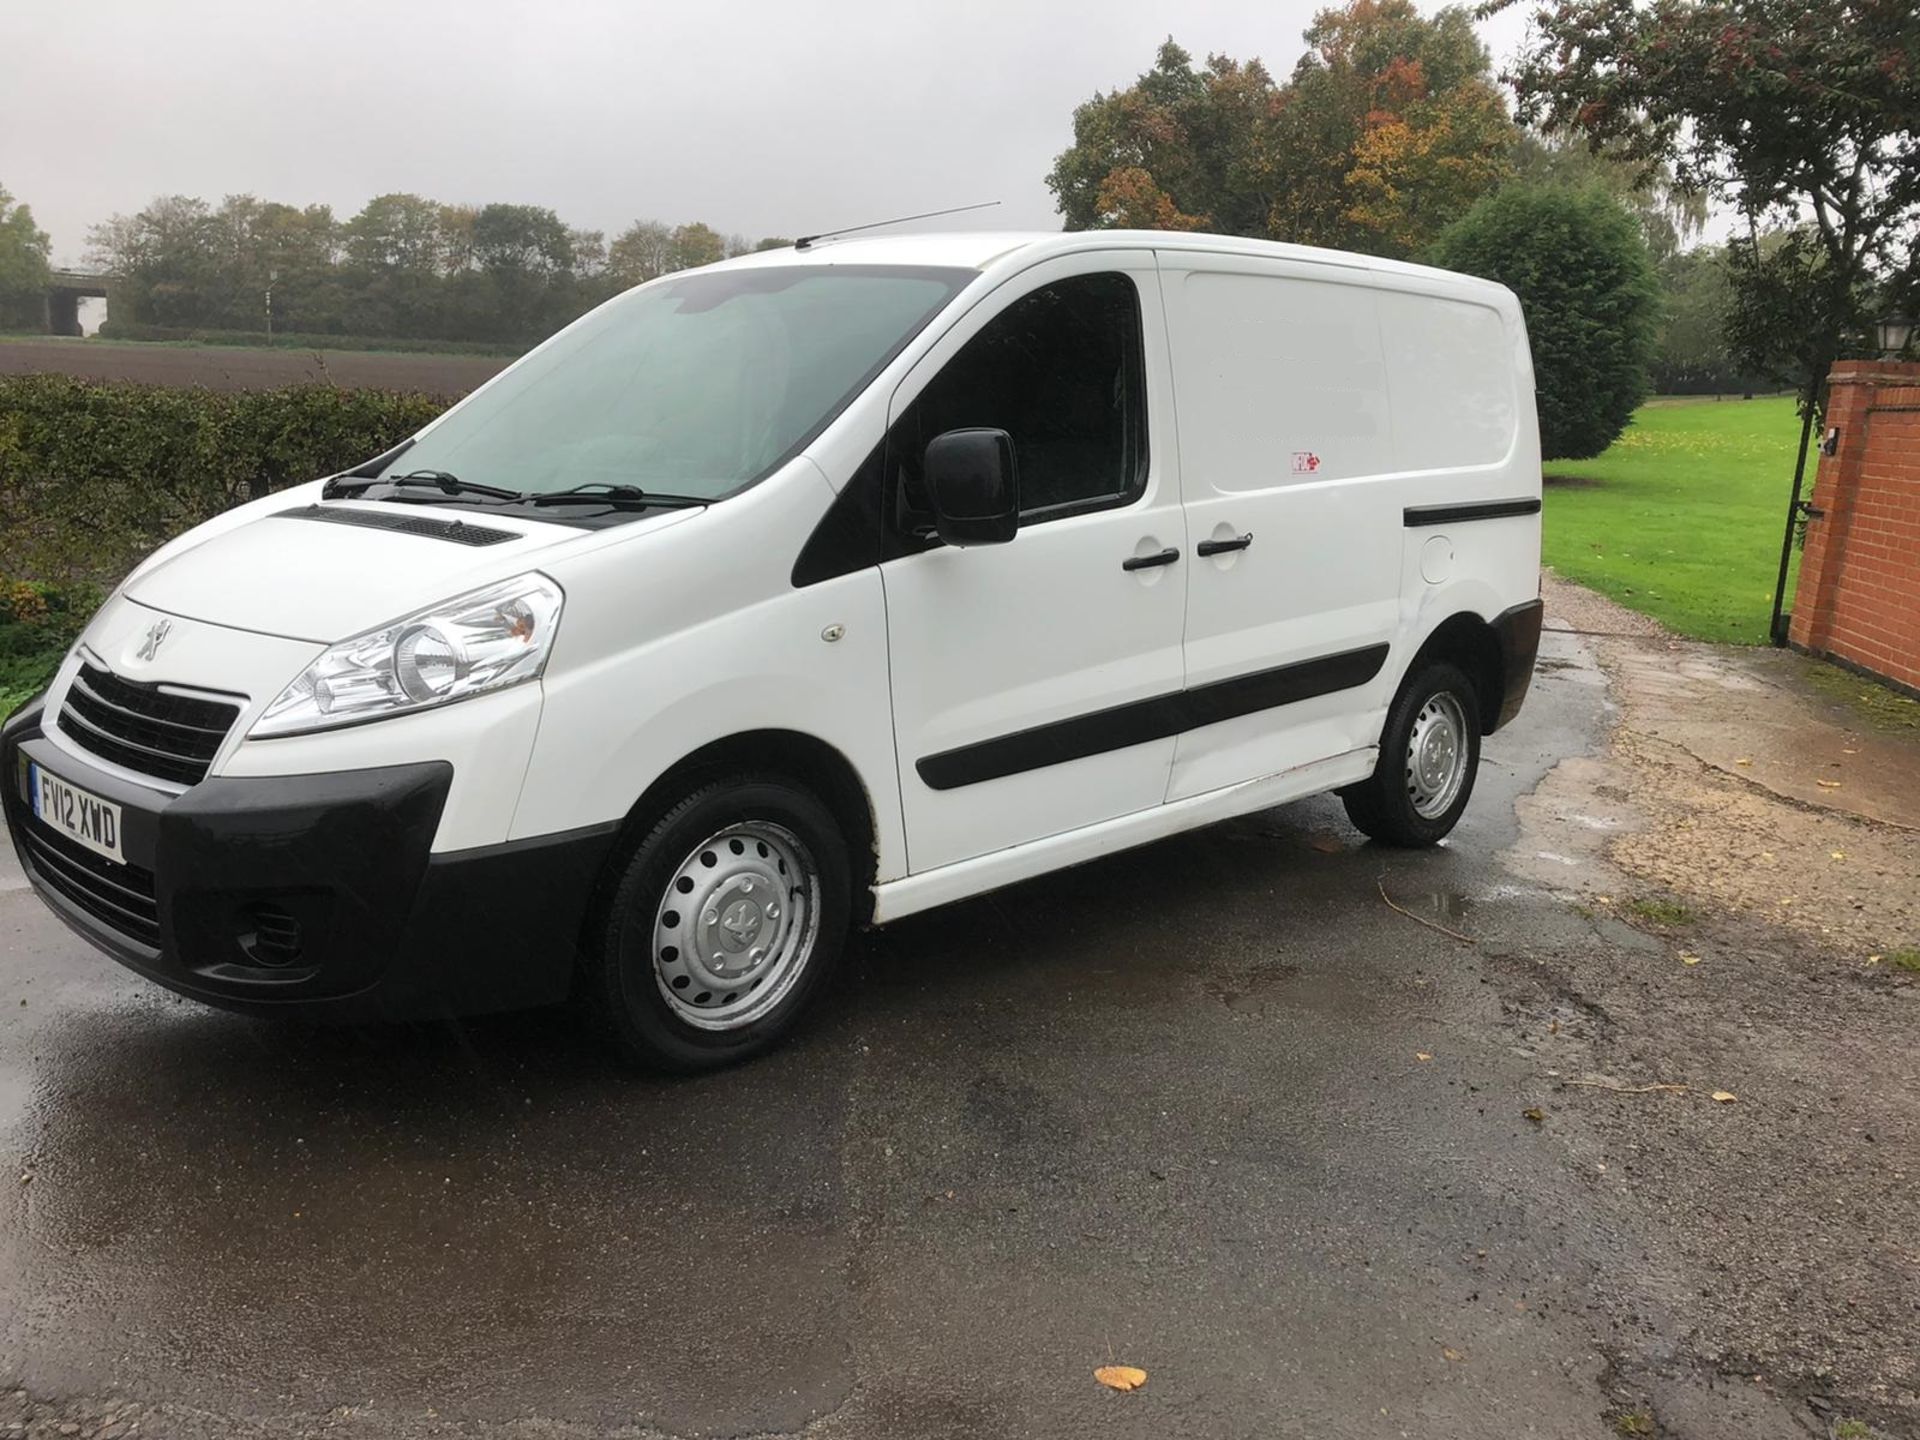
left=1542, top=396, right=1806, bottom=644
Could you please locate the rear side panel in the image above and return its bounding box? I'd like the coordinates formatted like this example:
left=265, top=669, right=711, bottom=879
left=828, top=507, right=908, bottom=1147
left=1158, top=251, right=1538, bottom=801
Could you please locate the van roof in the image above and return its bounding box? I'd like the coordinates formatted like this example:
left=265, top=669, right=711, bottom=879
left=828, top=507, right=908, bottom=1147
left=718, top=229, right=1512, bottom=302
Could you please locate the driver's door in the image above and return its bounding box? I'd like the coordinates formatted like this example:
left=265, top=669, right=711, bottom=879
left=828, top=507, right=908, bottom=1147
left=880, top=251, right=1189, bottom=874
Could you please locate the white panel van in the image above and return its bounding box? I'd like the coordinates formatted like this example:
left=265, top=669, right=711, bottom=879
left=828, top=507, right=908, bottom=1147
left=3, top=231, right=1543, bottom=1070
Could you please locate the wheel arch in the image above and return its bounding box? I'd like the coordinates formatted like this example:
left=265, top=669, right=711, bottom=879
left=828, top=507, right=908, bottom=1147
left=1402, top=610, right=1506, bottom=734
left=600, top=728, right=880, bottom=928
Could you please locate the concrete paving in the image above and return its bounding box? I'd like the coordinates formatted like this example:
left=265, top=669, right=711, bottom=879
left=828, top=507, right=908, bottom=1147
left=0, top=627, right=1900, bottom=1439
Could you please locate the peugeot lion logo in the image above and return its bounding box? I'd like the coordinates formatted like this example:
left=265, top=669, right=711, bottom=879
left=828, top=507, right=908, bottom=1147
left=135, top=619, right=173, bottom=663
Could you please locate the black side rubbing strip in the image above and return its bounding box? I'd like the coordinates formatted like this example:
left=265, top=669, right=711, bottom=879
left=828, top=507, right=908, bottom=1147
left=916, top=643, right=1389, bottom=791
left=276, top=504, right=519, bottom=547
left=1403, top=498, right=1542, bottom=528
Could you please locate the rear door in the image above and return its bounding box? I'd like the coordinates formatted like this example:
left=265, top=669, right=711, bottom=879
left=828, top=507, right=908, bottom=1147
left=881, top=252, right=1188, bottom=873
left=1158, top=252, right=1403, bottom=801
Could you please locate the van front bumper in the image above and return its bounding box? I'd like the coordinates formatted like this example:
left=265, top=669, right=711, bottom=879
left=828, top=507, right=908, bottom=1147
left=3, top=697, right=617, bottom=1021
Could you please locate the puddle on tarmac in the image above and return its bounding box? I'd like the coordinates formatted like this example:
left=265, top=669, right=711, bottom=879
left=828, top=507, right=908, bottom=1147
left=1416, top=892, right=1473, bottom=925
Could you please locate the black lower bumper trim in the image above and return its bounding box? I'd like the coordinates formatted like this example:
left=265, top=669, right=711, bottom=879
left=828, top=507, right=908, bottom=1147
left=1491, top=598, right=1545, bottom=731
left=5, top=699, right=618, bottom=1020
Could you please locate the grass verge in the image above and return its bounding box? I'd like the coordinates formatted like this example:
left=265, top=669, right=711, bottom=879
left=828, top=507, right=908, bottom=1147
left=1543, top=396, right=1805, bottom=645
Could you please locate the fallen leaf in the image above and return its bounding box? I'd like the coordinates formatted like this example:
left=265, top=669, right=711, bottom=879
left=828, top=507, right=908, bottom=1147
left=1442, top=1346, right=1466, bottom=1362
left=1415, top=1052, right=1433, bottom=1062
left=1711, top=1090, right=1737, bottom=1104
left=1549, top=1018, right=1560, bottom=1035
left=1680, top=953, right=1702, bottom=966
left=1817, top=779, right=1841, bottom=789
left=1095, top=1365, right=1148, bottom=1392
left=1308, top=834, right=1345, bottom=854
left=1523, top=1107, right=1545, bottom=1124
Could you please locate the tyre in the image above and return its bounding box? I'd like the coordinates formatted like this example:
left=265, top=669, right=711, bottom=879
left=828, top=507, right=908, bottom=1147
left=585, top=774, right=852, bottom=1072
left=1342, top=660, right=1481, bottom=847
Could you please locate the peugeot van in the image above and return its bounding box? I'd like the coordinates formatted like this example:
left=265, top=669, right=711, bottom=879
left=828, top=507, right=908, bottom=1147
left=4, top=231, right=1543, bottom=1070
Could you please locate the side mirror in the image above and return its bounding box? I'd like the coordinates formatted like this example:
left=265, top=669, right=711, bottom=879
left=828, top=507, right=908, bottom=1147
left=924, top=428, right=1019, bottom=547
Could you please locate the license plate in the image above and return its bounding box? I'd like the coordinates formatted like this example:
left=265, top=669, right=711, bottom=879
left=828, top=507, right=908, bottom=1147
left=28, top=762, right=124, bottom=865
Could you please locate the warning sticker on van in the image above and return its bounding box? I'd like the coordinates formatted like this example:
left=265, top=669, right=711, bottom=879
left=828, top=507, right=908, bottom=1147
left=1291, top=451, right=1322, bottom=474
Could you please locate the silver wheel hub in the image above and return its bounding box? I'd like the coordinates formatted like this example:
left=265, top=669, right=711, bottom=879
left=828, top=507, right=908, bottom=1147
left=1405, top=690, right=1470, bottom=819
left=652, top=821, right=820, bottom=1031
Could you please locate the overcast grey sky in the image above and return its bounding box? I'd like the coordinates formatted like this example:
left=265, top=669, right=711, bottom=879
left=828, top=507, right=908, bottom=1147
left=1, top=0, right=1534, bottom=268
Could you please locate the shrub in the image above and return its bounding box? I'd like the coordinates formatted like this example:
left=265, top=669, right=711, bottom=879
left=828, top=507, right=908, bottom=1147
left=0, top=375, right=448, bottom=588
left=1428, top=184, right=1660, bottom=459
left=0, top=577, right=98, bottom=717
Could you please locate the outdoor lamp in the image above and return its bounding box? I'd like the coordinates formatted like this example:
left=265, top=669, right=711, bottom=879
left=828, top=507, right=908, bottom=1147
left=1876, top=312, right=1914, bottom=358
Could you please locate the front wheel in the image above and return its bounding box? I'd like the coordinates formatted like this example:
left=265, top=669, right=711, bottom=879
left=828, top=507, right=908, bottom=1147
left=1342, top=661, right=1481, bottom=847
left=586, top=775, right=852, bottom=1072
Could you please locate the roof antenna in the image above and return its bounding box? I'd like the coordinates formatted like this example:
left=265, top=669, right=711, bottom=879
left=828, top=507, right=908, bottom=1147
left=794, top=201, right=1001, bottom=251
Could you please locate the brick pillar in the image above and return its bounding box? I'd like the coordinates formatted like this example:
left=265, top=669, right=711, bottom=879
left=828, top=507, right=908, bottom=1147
left=1788, top=359, right=1920, bottom=690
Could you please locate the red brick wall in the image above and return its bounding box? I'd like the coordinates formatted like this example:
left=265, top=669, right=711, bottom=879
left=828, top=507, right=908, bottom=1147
left=1788, top=360, right=1920, bottom=692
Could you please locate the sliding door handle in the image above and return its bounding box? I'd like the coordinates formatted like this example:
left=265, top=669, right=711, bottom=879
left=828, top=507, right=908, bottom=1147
left=1196, top=532, right=1253, bottom=557
left=1122, top=547, right=1181, bottom=572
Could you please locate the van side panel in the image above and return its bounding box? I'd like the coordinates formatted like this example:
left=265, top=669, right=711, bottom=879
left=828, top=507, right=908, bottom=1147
left=507, top=460, right=909, bottom=883
left=1162, top=256, right=1538, bottom=803
left=1160, top=258, right=1404, bottom=800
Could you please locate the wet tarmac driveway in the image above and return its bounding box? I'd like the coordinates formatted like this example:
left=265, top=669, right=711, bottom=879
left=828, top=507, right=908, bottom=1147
left=0, top=638, right=1652, bottom=1438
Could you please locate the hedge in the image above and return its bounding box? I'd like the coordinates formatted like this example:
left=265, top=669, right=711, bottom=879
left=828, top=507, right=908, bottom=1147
left=95, top=322, right=523, bottom=357
left=0, top=375, right=450, bottom=589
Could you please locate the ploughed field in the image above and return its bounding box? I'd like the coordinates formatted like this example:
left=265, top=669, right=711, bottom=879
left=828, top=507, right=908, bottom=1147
left=0, top=336, right=507, bottom=395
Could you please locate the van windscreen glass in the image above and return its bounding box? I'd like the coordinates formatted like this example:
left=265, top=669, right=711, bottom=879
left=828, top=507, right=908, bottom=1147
left=380, top=264, right=972, bottom=502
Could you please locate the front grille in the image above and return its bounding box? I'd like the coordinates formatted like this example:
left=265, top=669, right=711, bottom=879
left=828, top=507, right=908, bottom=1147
left=55, top=662, right=243, bottom=787
left=18, top=813, right=161, bottom=948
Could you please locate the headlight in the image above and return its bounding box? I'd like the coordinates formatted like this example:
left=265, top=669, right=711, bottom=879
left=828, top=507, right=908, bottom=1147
left=251, top=574, right=564, bottom=738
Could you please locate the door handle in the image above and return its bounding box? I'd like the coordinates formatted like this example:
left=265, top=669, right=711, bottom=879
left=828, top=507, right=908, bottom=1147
left=1122, top=547, right=1181, bottom=571
left=1197, top=532, right=1253, bottom=557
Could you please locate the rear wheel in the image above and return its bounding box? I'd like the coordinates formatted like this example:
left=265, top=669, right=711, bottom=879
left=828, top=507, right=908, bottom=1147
left=1342, top=661, right=1481, bottom=847
left=586, top=775, right=851, bottom=1071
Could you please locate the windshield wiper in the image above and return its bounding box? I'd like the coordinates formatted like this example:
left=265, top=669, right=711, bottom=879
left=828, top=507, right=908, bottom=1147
left=378, top=469, right=528, bottom=501
left=526, top=483, right=710, bottom=510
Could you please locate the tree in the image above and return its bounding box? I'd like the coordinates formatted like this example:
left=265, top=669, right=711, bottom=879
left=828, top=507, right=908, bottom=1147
left=1428, top=185, right=1659, bottom=459
left=1510, top=132, right=1705, bottom=264
left=1501, top=0, right=1920, bottom=412
left=1272, top=1, right=1516, bottom=256
left=665, top=222, right=726, bottom=272
left=1048, top=6, right=1519, bottom=259
left=608, top=219, right=674, bottom=287
left=0, top=183, right=52, bottom=330
left=1047, top=41, right=1276, bottom=235
left=86, top=194, right=226, bottom=327
left=346, top=193, right=444, bottom=274
left=1649, top=245, right=1742, bottom=392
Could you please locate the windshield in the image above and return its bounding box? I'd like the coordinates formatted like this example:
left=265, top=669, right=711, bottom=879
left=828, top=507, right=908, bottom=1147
left=383, top=264, right=972, bottom=500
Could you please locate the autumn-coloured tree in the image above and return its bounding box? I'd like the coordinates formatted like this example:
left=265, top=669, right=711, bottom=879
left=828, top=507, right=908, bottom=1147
left=1272, top=0, right=1515, bottom=256
left=1047, top=4, right=1518, bottom=259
